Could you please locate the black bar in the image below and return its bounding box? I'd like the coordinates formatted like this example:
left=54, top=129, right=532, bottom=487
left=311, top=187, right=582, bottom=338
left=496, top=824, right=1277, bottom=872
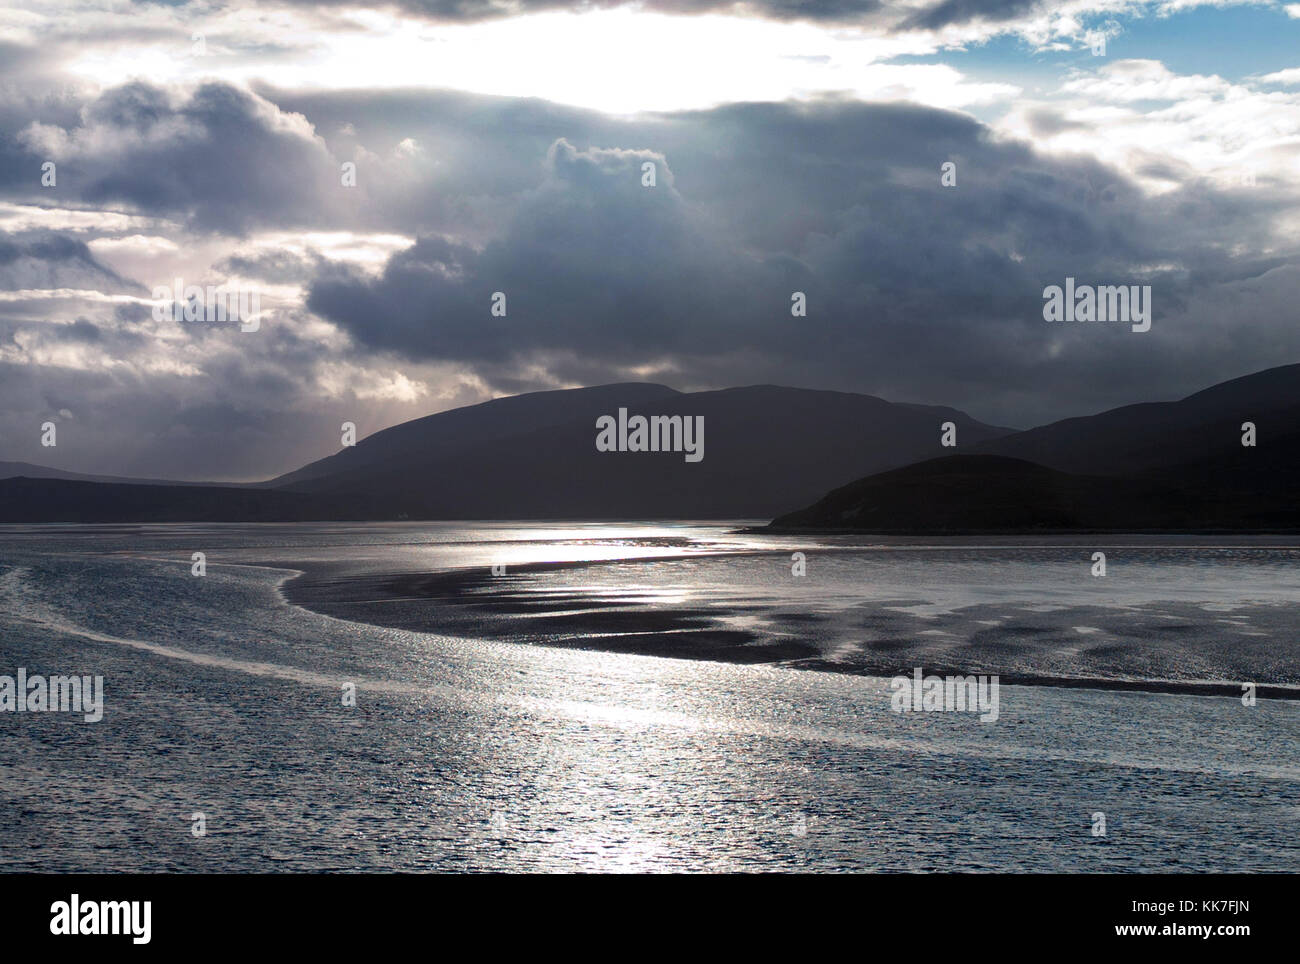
left=0, top=873, right=1276, bottom=950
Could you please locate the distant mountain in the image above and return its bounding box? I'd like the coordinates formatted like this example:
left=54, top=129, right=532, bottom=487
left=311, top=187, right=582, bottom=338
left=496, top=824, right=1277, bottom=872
left=769, top=452, right=1300, bottom=535
left=769, top=455, right=1174, bottom=531
left=0, top=461, right=204, bottom=487
left=770, top=446, right=1300, bottom=533
left=268, top=383, right=1014, bottom=519
left=0, top=477, right=354, bottom=524
left=973, top=363, right=1300, bottom=477
left=266, top=382, right=680, bottom=489
left=772, top=363, right=1300, bottom=532
left=0, top=382, right=1012, bottom=522
left=9, top=363, right=1295, bottom=527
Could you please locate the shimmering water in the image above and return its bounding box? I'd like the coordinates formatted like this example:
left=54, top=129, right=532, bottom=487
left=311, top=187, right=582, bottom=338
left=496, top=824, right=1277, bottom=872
left=0, top=523, right=1297, bottom=871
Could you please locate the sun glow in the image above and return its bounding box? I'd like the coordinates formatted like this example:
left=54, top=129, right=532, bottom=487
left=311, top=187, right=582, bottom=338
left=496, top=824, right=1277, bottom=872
left=62, top=8, right=1013, bottom=114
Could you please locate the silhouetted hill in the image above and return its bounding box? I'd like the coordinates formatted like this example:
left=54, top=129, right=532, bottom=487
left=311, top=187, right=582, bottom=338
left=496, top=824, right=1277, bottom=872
left=0, top=461, right=217, bottom=486
left=7, top=364, right=1295, bottom=526
left=266, top=383, right=1012, bottom=519
left=771, top=363, right=1300, bottom=532
left=769, top=453, right=1300, bottom=532
left=266, top=382, right=682, bottom=488
left=0, top=382, right=1009, bottom=522
left=0, top=477, right=358, bottom=523
left=974, top=363, right=1300, bottom=476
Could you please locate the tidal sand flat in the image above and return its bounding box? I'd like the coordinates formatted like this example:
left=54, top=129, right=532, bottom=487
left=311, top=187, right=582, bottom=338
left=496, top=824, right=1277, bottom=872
left=1, top=522, right=1297, bottom=872
left=282, top=528, right=1300, bottom=696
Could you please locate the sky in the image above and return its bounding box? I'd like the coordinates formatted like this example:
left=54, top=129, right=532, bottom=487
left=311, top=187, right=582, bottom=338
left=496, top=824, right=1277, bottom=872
left=2, top=0, right=1299, bottom=481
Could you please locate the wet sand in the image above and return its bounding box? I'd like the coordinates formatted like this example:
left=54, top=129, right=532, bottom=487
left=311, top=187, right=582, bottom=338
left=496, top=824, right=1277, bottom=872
left=282, top=555, right=1300, bottom=700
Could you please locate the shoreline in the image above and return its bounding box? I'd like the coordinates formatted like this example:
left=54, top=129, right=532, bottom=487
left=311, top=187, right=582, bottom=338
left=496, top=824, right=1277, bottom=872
left=752, top=525, right=1300, bottom=537
left=279, top=554, right=1300, bottom=702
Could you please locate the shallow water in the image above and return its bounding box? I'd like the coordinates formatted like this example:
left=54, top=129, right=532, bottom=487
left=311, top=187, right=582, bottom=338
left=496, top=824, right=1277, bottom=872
left=0, top=522, right=1296, bottom=871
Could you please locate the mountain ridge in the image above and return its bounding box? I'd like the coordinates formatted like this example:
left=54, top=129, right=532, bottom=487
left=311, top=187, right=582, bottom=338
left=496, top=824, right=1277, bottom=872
left=0, top=381, right=1012, bottom=521
left=3, top=364, right=1295, bottom=526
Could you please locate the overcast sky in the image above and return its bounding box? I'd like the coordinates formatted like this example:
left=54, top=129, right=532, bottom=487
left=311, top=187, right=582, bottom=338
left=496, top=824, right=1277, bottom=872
left=3, top=0, right=1300, bottom=480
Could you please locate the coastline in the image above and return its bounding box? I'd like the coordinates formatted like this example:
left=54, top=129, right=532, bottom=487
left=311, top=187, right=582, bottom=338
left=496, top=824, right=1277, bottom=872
left=279, top=548, right=1300, bottom=701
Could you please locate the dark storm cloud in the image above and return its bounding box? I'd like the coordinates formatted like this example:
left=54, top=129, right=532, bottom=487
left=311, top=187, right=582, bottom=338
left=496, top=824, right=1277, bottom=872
left=239, top=0, right=887, bottom=25
left=114, top=302, right=156, bottom=325
left=4, top=68, right=1299, bottom=446
left=204, top=0, right=1062, bottom=31
left=0, top=234, right=137, bottom=291
left=184, top=0, right=1058, bottom=30
left=896, top=0, right=1043, bottom=31
left=52, top=318, right=102, bottom=342
left=0, top=235, right=96, bottom=269
left=7, top=82, right=341, bottom=235
left=0, top=40, right=48, bottom=76
left=0, top=300, right=381, bottom=481
left=1022, top=107, right=1090, bottom=138
left=290, top=91, right=1298, bottom=423
left=216, top=249, right=326, bottom=284
left=309, top=137, right=760, bottom=364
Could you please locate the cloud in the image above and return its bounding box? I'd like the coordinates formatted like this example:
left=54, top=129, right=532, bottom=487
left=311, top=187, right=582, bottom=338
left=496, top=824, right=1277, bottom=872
left=12, top=82, right=342, bottom=235
left=301, top=95, right=1300, bottom=425
left=0, top=233, right=137, bottom=292
left=3, top=14, right=1300, bottom=479
left=265, top=0, right=889, bottom=25
left=897, top=0, right=1043, bottom=31
left=1259, top=67, right=1300, bottom=85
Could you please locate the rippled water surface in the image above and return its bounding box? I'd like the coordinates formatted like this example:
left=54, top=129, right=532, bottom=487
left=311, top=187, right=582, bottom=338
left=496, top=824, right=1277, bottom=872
left=0, top=522, right=1297, bottom=872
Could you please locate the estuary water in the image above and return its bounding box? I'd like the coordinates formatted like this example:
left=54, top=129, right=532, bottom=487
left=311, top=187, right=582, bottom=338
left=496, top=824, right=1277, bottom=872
left=0, top=522, right=1296, bottom=872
